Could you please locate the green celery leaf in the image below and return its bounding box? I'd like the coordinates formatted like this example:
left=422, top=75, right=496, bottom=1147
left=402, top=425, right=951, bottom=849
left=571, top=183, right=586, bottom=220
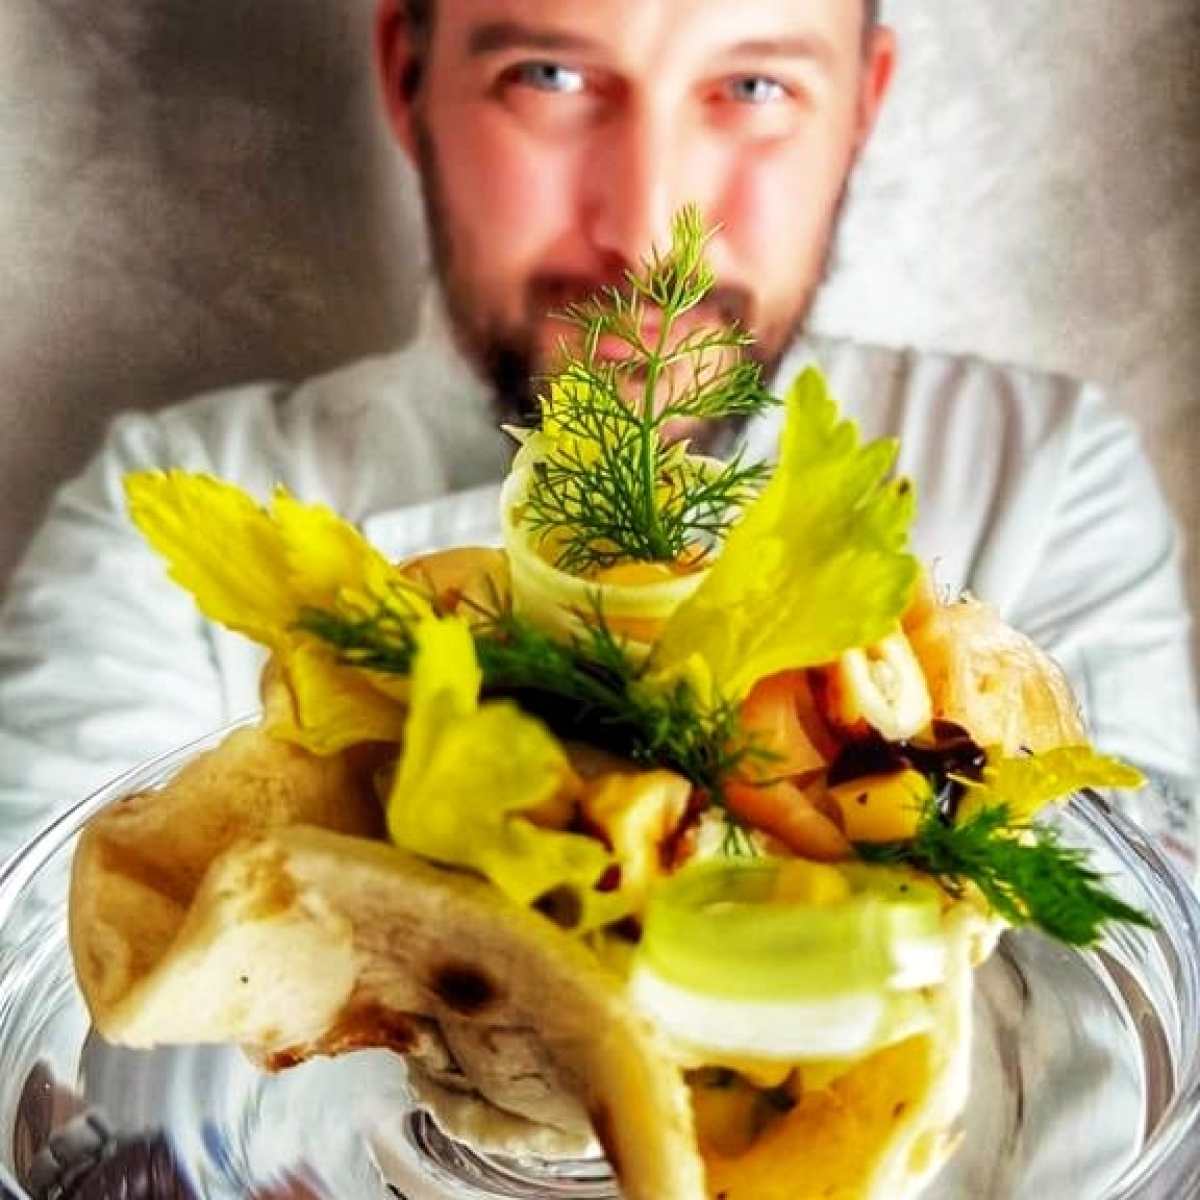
left=654, top=367, right=920, bottom=696
left=386, top=616, right=628, bottom=933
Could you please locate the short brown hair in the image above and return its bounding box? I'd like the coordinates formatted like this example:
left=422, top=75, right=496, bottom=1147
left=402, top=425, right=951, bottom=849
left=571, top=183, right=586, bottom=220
left=404, top=1, right=880, bottom=75
left=406, top=0, right=433, bottom=47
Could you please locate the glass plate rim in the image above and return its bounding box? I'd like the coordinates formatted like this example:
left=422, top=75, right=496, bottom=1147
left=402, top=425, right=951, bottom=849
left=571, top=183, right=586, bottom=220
left=2, top=720, right=1199, bottom=1199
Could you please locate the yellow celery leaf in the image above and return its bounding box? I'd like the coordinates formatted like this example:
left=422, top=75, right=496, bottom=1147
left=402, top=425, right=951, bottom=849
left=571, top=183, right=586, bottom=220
left=270, top=489, right=398, bottom=607
left=125, top=471, right=424, bottom=650
left=397, top=615, right=481, bottom=780
left=127, top=471, right=301, bottom=647
left=958, top=746, right=1145, bottom=824
left=266, top=642, right=408, bottom=754
left=654, top=368, right=920, bottom=698
left=128, top=471, right=433, bottom=751
left=510, top=376, right=609, bottom=484
left=387, top=617, right=625, bottom=928
left=387, top=618, right=628, bottom=932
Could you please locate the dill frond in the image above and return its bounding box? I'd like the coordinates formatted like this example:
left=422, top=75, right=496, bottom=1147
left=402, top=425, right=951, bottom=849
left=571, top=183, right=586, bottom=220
left=294, top=579, right=426, bottom=673
left=474, top=602, right=750, bottom=806
left=720, top=817, right=760, bottom=859
left=856, top=801, right=1155, bottom=946
left=296, top=593, right=749, bottom=815
left=520, top=205, right=778, bottom=572
left=297, top=600, right=1151, bottom=944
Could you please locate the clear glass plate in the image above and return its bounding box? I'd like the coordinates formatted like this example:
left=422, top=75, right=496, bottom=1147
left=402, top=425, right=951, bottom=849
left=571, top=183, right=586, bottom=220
left=2, top=725, right=1199, bottom=1199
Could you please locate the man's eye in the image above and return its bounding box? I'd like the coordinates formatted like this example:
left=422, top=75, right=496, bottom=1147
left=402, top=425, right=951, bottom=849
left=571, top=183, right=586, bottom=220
left=727, top=76, right=788, bottom=104
left=511, top=61, right=586, bottom=95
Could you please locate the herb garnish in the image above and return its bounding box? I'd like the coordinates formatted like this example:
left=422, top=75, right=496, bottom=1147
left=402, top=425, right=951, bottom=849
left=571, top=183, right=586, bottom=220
left=299, top=595, right=1154, bottom=933
left=518, top=204, right=778, bottom=574
left=297, top=595, right=753, bottom=813
left=856, top=799, right=1154, bottom=946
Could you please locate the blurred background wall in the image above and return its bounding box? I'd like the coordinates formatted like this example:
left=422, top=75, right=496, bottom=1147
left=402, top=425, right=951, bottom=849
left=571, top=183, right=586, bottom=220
left=0, top=2, right=1196, bottom=623
left=0, top=0, right=418, bottom=578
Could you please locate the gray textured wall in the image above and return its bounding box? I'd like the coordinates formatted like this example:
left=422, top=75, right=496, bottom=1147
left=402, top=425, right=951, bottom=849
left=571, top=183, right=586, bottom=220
left=0, top=1, right=1197, bottom=627
left=814, top=4, right=1200, bottom=576
left=0, top=0, right=420, bottom=577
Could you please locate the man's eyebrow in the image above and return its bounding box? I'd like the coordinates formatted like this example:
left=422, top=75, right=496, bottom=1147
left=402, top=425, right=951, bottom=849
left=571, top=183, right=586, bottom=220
left=724, top=35, right=837, bottom=68
left=466, top=21, right=602, bottom=58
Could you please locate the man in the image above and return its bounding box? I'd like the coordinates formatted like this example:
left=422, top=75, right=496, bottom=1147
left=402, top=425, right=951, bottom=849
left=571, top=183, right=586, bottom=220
left=0, top=0, right=1196, bottom=871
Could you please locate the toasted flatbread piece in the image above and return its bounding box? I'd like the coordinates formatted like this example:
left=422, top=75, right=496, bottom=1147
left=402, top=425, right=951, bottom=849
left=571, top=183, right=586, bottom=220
left=399, top=546, right=510, bottom=620
left=69, top=706, right=973, bottom=1200
left=73, top=824, right=706, bottom=1200
left=905, top=584, right=1085, bottom=753
left=69, top=726, right=382, bottom=1019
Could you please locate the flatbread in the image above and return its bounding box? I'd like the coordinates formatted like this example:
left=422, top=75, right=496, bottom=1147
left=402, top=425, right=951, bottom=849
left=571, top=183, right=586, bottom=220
left=70, top=724, right=971, bottom=1200
left=69, top=725, right=382, bottom=1019
left=904, top=583, right=1085, bottom=753
left=73, top=820, right=705, bottom=1200
left=68, top=629, right=988, bottom=1198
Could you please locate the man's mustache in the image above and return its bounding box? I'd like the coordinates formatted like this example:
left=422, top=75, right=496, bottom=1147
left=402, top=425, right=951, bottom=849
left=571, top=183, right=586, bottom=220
left=526, top=275, right=754, bottom=332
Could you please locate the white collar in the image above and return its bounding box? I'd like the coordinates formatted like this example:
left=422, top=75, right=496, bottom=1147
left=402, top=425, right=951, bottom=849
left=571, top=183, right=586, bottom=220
left=363, top=481, right=504, bottom=560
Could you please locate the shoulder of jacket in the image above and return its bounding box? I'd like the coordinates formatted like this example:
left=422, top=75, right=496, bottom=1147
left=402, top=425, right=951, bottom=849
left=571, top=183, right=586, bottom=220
left=787, top=332, right=1131, bottom=448
left=802, top=332, right=1099, bottom=405
left=98, top=347, right=421, bottom=475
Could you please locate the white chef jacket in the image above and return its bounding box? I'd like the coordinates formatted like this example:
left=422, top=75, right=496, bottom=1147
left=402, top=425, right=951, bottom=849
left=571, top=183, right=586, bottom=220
left=1, top=313, right=1196, bottom=873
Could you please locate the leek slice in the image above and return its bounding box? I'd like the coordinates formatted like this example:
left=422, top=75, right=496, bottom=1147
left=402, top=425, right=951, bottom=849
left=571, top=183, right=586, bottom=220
left=500, top=460, right=711, bottom=653
left=636, top=858, right=945, bottom=1003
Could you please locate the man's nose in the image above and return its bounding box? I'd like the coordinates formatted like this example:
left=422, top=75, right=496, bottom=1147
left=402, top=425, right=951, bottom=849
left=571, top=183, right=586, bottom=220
left=581, top=105, right=695, bottom=270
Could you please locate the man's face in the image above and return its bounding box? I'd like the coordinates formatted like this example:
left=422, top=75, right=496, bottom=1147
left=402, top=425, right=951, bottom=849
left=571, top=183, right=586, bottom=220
left=379, top=0, right=894, bottom=403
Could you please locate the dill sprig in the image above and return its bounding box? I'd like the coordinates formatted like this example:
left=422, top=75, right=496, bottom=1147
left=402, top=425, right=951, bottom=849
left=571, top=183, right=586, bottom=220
left=477, top=605, right=753, bottom=802
left=296, top=588, right=423, bottom=673
left=296, top=596, right=752, bottom=811
left=297, top=602, right=1150, bottom=939
left=856, top=800, right=1155, bottom=946
left=520, top=205, right=778, bottom=573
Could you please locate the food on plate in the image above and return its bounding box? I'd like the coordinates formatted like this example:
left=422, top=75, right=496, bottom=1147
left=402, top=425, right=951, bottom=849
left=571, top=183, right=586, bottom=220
left=69, top=208, right=1149, bottom=1200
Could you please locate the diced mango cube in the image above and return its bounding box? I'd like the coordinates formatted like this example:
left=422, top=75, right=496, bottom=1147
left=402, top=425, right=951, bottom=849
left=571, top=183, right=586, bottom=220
left=827, top=769, right=931, bottom=844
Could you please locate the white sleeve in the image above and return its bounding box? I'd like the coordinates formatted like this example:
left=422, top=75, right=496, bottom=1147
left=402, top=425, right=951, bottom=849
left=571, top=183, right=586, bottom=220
left=0, top=411, right=225, bottom=864
left=1009, top=387, right=1199, bottom=871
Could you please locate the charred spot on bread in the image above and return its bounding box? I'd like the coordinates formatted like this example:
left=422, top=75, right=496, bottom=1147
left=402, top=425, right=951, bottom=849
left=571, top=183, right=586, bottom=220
left=430, top=963, right=501, bottom=1016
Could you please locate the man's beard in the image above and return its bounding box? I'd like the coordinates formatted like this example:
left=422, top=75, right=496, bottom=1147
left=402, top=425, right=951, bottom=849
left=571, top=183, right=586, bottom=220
left=413, top=119, right=849, bottom=429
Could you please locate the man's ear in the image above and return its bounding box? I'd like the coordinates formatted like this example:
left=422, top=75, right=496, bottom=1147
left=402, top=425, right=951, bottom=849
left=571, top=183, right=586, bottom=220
left=854, top=25, right=897, bottom=151
left=376, top=0, right=421, bottom=161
